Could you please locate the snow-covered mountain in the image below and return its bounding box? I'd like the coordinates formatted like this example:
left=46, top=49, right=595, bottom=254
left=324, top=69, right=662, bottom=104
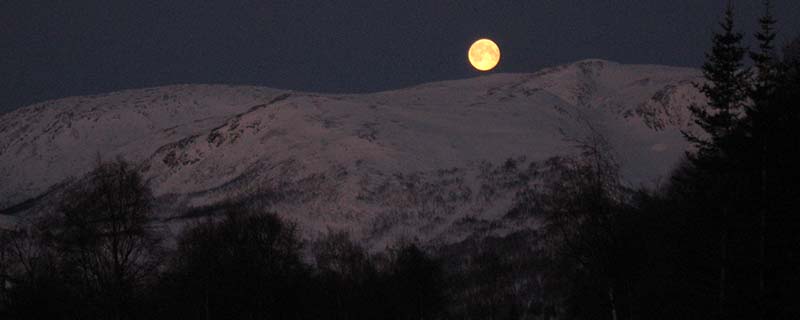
left=0, top=60, right=704, bottom=247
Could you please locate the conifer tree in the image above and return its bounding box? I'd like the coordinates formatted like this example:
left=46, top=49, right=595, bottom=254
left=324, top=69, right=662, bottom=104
left=683, top=3, right=749, bottom=319
left=686, top=2, right=749, bottom=155
left=748, top=2, right=777, bottom=318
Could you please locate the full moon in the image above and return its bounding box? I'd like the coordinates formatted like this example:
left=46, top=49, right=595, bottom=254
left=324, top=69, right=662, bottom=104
left=468, top=39, right=500, bottom=71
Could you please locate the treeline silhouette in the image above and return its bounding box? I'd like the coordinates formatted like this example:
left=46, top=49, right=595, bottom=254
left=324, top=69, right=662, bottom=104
left=2, top=3, right=800, bottom=320
left=0, top=159, right=448, bottom=320
left=526, top=3, right=800, bottom=320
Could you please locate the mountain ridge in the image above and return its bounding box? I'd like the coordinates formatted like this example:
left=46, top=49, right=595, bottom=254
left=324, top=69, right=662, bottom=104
left=0, top=60, right=704, bottom=246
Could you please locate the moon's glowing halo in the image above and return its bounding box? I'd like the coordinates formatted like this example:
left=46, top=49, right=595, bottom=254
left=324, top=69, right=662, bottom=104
left=468, top=38, right=501, bottom=71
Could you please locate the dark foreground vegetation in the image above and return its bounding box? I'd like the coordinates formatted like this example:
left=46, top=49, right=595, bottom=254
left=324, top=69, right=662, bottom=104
left=0, top=160, right=447, bottom=320
left=2, top=3, right=799, bottom=320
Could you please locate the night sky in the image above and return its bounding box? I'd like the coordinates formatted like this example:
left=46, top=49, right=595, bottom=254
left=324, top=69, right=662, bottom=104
left=2, top=0, right=800, bottom=113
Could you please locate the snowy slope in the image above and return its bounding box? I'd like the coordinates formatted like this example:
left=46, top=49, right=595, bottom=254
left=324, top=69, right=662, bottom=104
left=0, top=60, right=704, bottom=245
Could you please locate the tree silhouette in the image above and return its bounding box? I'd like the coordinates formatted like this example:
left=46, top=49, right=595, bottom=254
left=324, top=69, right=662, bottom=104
left=44, top=159, right=162, bottom=320
left=748, top=2, right=778, bottom=318
left=682, top=3, right=751, bottom=318
left=388, top=242, right=446, bottom=320
left=686, top=2, right=749, bottom=153
left=159, top=207, right=310, bottom=320
left=311, top=231, right=391, bottom=320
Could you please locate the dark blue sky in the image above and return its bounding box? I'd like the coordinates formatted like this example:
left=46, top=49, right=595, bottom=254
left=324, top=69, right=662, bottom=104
left=2, top=0, right=799, bottom=113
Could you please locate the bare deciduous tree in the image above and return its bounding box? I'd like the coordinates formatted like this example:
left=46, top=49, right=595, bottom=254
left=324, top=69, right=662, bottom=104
left=44, top=159, right=162, bottom=320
